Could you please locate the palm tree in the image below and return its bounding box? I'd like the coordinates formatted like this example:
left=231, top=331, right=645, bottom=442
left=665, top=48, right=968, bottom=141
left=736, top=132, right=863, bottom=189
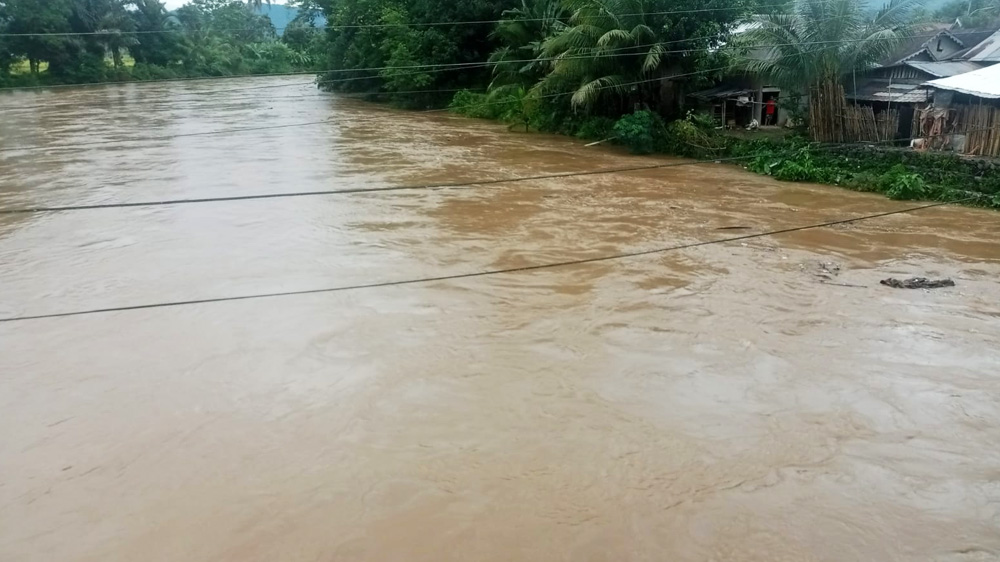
left=739, top=0, right=915, bottom=140
left=488, top=0, right=568, bottom=90
left=537, top=0, right=669, bottom=111
left=128, top=0, right=183, bottom=66
left=71, top=0, right=137, bottom=69
left=533, top=0, right=752, bottom=114
left=96, top=2, right=137, bottom=69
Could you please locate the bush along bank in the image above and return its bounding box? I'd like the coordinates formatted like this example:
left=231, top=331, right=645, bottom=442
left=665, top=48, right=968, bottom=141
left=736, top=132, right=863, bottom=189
left=449, top=92, right=1000, bottom=209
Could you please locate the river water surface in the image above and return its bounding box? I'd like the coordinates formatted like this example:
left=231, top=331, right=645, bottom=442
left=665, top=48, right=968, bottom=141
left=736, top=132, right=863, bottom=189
left=2, top=77, right=1000, bottom=561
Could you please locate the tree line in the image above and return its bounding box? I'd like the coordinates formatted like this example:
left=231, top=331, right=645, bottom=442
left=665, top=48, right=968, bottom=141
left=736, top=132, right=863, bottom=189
left=3, top=0, right=997, bottom=135
left=315, top=0, right=757, bottom=113
left=0, top=0, right=327, bottom=86
left=308, top=0, right=999, bottom=137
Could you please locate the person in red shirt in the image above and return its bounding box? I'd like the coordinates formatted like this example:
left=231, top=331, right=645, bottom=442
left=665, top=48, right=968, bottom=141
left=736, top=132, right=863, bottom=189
left=765, top=98, right=777, bottom=126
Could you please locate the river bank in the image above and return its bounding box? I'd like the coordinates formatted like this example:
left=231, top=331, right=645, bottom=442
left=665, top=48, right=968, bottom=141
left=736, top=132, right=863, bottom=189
left=449, top=90, right=1000, bottom=209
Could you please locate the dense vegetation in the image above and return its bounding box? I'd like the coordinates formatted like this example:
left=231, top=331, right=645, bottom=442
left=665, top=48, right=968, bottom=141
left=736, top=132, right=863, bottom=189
left=0, top=0, right=327, bottom=86
left=312, top=0, right=758, bottom=110
left=624, top=110, right=1000, bottom=207
left=311, top=0, right=999, bottom=206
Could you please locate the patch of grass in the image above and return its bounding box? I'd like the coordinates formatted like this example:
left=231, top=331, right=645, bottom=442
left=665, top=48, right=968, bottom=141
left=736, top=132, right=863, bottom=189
left=10, top=60, right=49, bottom=74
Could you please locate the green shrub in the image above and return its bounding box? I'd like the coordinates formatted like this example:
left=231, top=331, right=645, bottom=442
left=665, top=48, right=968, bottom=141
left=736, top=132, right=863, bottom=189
left=661, top=119, right=729, bottom=158
left=684, top=110, right=718, bottom=131
left=244, top=42, right=300, bottom=74
left=614, top=110, right=664, bottom=155
left=441, top=88, right=996, bottom=210
left=845, top=171, right=879, bottom=192
left=449, top=90, right=497, bottom=119
left=130, top=63, right=180, bottom=81
left=575, top=117, right=617, bottom=141
left=774, top=160, right=815, bottom=182
left=449, top=88, right=528, bottom=122
left=879, top=164, right=928, bottom=200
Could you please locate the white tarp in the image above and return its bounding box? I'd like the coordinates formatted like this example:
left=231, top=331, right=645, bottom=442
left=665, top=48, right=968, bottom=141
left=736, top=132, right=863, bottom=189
left=925, top=63, right=1000, bottom=99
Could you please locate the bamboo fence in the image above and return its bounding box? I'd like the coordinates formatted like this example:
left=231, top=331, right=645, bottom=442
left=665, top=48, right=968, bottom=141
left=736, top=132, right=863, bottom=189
left=809, top=80, right=847, bottom=142
left=843, top=105, right=900, bottom=143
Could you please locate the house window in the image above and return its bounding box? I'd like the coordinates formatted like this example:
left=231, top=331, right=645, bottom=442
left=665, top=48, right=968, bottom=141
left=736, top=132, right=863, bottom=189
left=936, top=38, right=943, bottom=52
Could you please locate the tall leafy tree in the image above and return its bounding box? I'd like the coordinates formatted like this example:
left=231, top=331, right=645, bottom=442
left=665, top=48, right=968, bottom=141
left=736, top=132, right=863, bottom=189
left=174, top=0, right=275, bottom=75
left=488, top=0, right=568, bottom=90
left=71, top=0, right=136, bottom=69
left=0, top=2, right=13, bottom=78
left=536, top=0, right=757, bottom=114
left=288, top=0, right=324, bottom=25
left=127, top=0, right=184, bottom=66
left=317, top=0, right=508, bottom=105
left=0, top=0, right=317, bottom=84
left=4, top=0, right=76, bottom=74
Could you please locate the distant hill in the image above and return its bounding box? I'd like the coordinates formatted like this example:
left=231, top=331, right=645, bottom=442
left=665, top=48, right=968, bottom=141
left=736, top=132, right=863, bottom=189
left=253, top=4, right=326, bottom=34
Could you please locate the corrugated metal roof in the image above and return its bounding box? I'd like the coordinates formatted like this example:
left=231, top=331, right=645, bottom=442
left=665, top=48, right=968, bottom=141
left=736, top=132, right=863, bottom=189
left=879, top=26, right=999, bottom=65
left=881, top=25, right=951, bottom=65
left=688, top=85, right=754, bottom=101
left=926, top=63, right=1000, bottom=98
left=952, top=29, right=997, bottom=47
left=845, top=80, right=932, bottom=103
left=964, top=29, right=1000, bottom=62
left=903, top=60, right=984, bottom=77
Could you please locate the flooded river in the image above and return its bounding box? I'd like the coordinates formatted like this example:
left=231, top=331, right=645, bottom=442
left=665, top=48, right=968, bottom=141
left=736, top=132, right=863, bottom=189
left=2, top=77, right=1000, bottom=562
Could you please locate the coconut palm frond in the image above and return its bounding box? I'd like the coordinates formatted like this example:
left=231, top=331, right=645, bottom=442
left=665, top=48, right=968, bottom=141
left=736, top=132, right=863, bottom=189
left=739, top=0, right=917, bottom=89
left=571, top=74, right=628, bottom=108
left=641, top=43, right=664, bottom=74
left=597, top=28, right=632, bottom=46
left=629, top=24, right=655, bottom=42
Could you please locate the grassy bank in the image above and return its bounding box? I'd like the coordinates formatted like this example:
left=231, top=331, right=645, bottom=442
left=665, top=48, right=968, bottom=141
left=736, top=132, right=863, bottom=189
left=449, top=90, right=1000, bottom=209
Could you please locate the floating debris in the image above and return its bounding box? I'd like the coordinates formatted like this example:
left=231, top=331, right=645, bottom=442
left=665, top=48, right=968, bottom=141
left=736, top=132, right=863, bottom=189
left=880, top=277, right=956, bottom=289
left=817, top=262, right=841, bottom=280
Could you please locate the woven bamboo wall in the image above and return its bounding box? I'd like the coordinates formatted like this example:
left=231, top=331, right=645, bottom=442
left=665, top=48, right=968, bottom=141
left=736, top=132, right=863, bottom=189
left=957, top=104, right=1000, bottom=157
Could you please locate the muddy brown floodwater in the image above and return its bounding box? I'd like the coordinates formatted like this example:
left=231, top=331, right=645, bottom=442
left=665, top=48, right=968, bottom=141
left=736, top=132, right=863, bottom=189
left=2, top=77, right=1000, bottom=562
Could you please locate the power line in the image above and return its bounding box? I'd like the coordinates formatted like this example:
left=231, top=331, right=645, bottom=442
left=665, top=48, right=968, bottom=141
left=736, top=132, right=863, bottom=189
left=0, top=119, right=335, bottom=153
left=0, top=197, right=976, bottom=324
left=429, top=62, right=740, bottom=115
left=0, top=157, right=757, bottom=212
left=0, top=58, right=758, bottom=151
left=0, top=63, right=736, bottom=151
left=0, top=39, right=688, bottom=93
left=0, top=52, right=610, bottom=94
left=0, top=82, right=479, bottom=113
left=3, top=125, right=994, bottom=213
left=0, top=24, right=323, bottom=38
left=0, top=2, right=809, bottom=38
left=0, top=63, right=482, bottom=106
left=2, top=60, right=989, bottom=155
left=0, top=24, right=942, bottom=94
